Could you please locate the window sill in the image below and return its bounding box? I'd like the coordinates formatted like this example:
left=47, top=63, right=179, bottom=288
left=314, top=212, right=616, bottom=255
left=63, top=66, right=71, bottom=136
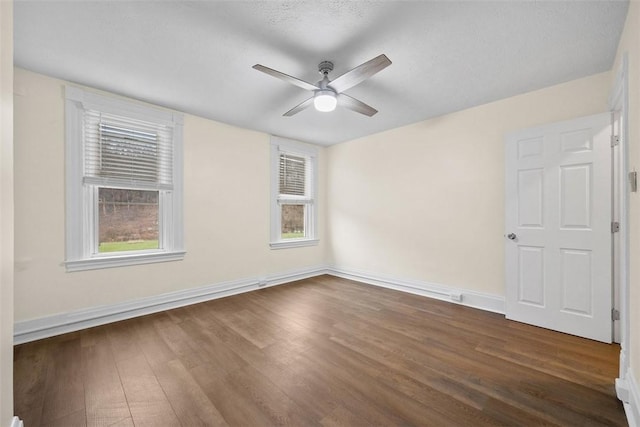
left=270, top=239, right=319, bottom=250
left=65, top=250, right=186, bottom=272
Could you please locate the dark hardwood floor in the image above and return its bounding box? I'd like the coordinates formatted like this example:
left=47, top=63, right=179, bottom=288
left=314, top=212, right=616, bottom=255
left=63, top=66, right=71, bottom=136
left=14, top=275, right=626, bottom=426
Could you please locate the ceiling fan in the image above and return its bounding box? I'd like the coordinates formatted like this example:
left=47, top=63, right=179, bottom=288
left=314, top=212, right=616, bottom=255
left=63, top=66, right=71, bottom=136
left=252, top=54, right=392, bottom=117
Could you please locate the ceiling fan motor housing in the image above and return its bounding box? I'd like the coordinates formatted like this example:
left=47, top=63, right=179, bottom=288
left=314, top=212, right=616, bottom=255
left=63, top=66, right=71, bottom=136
left=318, top=61, right=334, bottom=75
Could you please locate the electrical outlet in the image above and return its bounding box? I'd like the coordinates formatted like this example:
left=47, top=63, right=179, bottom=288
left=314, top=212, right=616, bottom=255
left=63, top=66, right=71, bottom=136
left=450, top=292, right=463, bottom=302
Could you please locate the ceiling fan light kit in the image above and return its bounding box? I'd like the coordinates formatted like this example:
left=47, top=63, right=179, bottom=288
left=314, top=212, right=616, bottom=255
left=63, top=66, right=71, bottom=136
left=313, top=90, right=337, bottom=112
left=253, top=54, right=392, bottom=117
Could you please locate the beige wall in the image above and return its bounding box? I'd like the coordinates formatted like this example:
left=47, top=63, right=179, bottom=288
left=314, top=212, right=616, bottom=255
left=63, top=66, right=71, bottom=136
left=13, top=68, right=326, bottom=321
left=612, top=0, right=640, bottom=398
left=13, top=67, right=612, bottom=318
left=327, top=72, right=611, bottom=296
left=0, top=1, right=14, bottom=424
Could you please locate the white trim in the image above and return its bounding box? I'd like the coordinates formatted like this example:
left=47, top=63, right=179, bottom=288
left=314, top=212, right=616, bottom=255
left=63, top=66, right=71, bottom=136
left=617, top=370, right=640, bottom=427
left=271, top=135, right=319, bottom=155
left=628, top=372, right=639, bottom=427
left=270, top=135, right=319, bottom=248
left=266, top=267, right=327, bottom=285
left=64, top=86, right=185, bottom=271
left=65, top=85, right=179, bottom=126
left=9, top=417, right=23, bottom=427
left=270, top=238, right=319, bottom=249
left=327, top=267, right=505, bottom=314
left=13, top=266, right=328, bottom=344
left=64, top=250, right=186, bottom=272
left=609, top=54, right=631, bottom=383
left=65, top=88, right=84, bottom=262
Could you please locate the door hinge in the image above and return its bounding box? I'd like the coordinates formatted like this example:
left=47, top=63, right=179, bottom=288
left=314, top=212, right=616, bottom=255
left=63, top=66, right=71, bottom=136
left=612, top=308, right=620, bottom=321
left=611, top=135, right=620, bottom=147
left=611, top=221, right=620, bottom=233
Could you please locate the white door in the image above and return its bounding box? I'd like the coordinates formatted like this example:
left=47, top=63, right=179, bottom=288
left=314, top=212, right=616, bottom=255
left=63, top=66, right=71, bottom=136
left=505, top=113, right=612, bottom=343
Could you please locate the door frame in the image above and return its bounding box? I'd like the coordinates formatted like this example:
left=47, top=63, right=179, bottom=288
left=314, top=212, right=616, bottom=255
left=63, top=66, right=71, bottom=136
left=609, top=53, right=631, bottom=401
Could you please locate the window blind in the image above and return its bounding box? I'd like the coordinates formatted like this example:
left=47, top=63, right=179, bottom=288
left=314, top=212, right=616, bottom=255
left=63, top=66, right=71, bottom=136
left=83, top=110, right=173, bottom=189
left=279, top=153, right=308, bottom=197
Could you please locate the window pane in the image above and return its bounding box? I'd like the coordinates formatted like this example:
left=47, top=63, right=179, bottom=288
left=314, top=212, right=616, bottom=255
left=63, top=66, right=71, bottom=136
left=281, top=204, right=305, bottom=239
left=98, top=188, right=159, bottom=253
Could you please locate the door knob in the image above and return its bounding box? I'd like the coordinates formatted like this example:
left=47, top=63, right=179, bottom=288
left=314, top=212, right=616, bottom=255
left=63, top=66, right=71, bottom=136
left=507, top=233, right=517, bottom=240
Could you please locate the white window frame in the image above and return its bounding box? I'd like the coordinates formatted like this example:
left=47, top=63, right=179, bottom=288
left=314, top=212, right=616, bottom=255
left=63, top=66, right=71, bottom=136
left=65, top=86, right=185, bottom=271
left=270, top=136, right=319, bottom=249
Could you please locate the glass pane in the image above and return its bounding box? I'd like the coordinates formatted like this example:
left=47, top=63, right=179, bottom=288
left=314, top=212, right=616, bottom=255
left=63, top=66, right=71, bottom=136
left=98, top=188, right=159, bottom=253
left=281, top=204, right=305, bottom=239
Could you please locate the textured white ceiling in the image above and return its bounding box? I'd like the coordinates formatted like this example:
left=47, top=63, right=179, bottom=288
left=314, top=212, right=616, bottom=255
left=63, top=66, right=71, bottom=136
left=14, top=1, right=628, bottom=146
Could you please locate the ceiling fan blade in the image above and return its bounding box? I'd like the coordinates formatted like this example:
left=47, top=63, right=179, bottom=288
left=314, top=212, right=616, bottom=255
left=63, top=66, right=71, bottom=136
left=337, top=93, right=378, bottom=117
left=253, top=64, right=319, bottom=92
left=283, top=96, right=314, bottom=117
left=328, top=54, right=392, bottom=93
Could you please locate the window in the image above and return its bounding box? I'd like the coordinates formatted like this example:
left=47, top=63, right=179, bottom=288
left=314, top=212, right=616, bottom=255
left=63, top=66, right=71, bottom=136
left=65, top=86, right=184, bottom=271
left=270, top=137, right=318, bottom=249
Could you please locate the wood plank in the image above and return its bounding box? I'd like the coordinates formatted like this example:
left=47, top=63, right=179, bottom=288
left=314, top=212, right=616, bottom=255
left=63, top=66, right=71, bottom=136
left=304, top=336, right=461, bottom=426
left=13, top=341, right=48, bottom=426
left=153, top=359, right=228, bottom=426
left=81, top=327, right=131, bottom=426
left=106, top=418, right=135, bottom=427
left=40, top=338, right=86, bottom=424
left=191, top=363, right=279, bottom=426
left=41, top=408, right=86, bottom=427
left=210, top=308, right=279, bottom=349
left=475, top=340, right=617, bottom=393
left=116, top=354, right=181, bottom=426
left=128, top=315, right=176, bottom=370
left=152, top=315, right=210, bottom=370
left=330, top=316, right=622, bottom=425
left=176, top=318, right=247, bottom=374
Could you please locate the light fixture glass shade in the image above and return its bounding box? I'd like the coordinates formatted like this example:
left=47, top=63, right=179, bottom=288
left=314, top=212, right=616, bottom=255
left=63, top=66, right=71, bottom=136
left=313, top=90, right=337, bottom=112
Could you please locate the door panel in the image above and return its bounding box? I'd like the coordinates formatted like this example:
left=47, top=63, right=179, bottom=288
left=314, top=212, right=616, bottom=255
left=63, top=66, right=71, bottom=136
left=560, top=164, right=591, bottom=229
left=518, top=246, right=545, bottom=306
left=505, top=113, right=612, bottom=343
left=560, top=249, right=591, bottom=315
left=518, top=169, right=544, bottom=227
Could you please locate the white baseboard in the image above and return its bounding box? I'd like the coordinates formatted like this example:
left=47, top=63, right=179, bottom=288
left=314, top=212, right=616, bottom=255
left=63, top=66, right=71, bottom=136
left=10, top=417, right=24, bottom=427
left=14, top=265, right=507, bottom=344
left=13, top=266, right=328, bottom=344
left=618, top=370, right=640, bottom=427
left=327, top=267, right=505, bottom=314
